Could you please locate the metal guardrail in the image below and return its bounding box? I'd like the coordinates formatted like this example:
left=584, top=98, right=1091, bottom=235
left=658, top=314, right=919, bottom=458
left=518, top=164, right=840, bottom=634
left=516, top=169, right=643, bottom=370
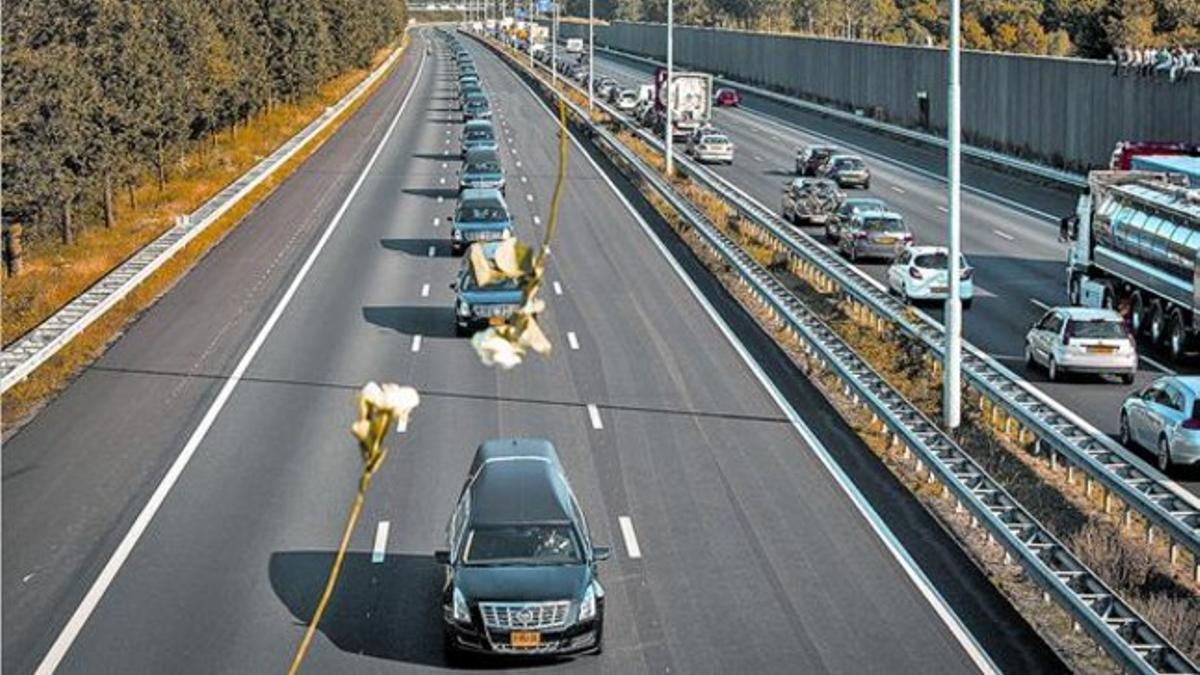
left=0, top=40, right=410, bottom=394
left=560, top=39, right=1088, bottom=188
left=546, top=47, right=1200, bottom=575
left=472, top=33, right=1200, bottom=672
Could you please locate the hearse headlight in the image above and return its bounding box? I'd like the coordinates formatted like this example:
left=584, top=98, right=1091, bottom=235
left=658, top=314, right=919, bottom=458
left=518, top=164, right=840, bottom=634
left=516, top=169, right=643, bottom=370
left=452, top=587, right=471, bottom=623
left=578, top=582, right=597, bottom=622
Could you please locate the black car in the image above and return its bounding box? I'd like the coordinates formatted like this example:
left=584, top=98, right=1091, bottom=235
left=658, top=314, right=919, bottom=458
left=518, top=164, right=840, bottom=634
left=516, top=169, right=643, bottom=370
left=437, top=439, right=609, bottom=658
left=795, top=144, right=839, bottom=176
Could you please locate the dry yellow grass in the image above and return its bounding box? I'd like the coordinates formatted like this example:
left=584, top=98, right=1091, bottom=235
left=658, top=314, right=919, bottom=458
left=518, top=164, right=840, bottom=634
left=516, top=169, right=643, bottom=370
left=2, top=35, right=410, bottom=430
left=3, top=44, right=400, bottom=347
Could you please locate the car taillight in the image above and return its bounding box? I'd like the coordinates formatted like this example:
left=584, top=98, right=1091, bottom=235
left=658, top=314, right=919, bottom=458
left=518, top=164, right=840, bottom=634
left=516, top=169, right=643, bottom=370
left=961, top=267, right=973, bottom=280
left=1182, top=419, right=1200, bottom=430
left=903, top=234, right=914, bottom=243
left=909, top=267, right=923, bottom=279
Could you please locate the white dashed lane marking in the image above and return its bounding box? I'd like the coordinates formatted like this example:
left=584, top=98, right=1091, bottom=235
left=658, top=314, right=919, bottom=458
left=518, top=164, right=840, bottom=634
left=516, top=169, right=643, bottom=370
left=618, top=516, right=642, bottom=559
left=587, top=404, right=603, bottom=430
left=993, top=230, right=1015, bottom=241
left=553, top=281, right=563, bottom=295
left=890, top=185, right=906, bottom=194
left=372, top=521, right=390, bottom=563
left=421, top=283, right=430, bottom=297
left=411, top=335, right=423, bottom=352
left=427, top=245, right=436, bottom=257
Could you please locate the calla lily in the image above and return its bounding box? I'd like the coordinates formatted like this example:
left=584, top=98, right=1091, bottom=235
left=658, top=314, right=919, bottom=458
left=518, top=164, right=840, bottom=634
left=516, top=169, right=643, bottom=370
left=472, top=328, right=525, bottom=370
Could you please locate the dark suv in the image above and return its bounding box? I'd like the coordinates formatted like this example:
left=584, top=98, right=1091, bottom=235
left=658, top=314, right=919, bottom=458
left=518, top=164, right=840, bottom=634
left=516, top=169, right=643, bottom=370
left=437, top=439, right=609, bottom=659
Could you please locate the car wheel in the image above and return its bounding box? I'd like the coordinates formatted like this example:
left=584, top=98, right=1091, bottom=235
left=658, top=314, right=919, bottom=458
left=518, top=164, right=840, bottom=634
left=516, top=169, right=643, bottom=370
left=455, top=323, right=471, bottom=337
left=864, top=180, right=871, bottom=190
left=848, top=246, right=858, bottom=262
left=1068, top=274, right=1082, bottom=306
left=962, top=298, right=973, bottom=310
left=1047, top=357, right=1059, bottom=382
left=1167, top=311, right=1187, bottom=361
left=1157, top=436, right=1173, bottom=473
left=1121, top=371, right=1135, bottom=385
left=1149, top=302, right=1166, bottom=345
left=1024, top=343, right=1035, bottom=368
left=1119, top=412, right=1133, bottom=446
left=443, top=630, right=463, bottom=665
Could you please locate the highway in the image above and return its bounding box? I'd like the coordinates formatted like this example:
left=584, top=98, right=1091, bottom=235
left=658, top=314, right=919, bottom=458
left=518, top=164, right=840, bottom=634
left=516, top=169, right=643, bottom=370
left=583, top=50, right=1200, bottom=496
left=0, top=28, right=1066, bottom=673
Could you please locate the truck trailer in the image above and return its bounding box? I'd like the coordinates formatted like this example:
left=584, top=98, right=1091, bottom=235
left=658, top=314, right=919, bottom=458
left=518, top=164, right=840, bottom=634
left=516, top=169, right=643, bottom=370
left=1066, top=170, right=1200, bottom=360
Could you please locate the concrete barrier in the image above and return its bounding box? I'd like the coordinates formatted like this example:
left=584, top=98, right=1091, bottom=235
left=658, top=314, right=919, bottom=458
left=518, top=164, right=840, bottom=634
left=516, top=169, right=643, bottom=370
left=559, top=21, right=1200, bottom=170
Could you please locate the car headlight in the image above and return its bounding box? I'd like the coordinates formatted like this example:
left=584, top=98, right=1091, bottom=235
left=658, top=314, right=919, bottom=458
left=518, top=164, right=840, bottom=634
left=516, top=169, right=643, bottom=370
left=578, top=582, right=599, bottom=622
left=453, top=587, right=471, bottom=623
left=501, top=228, right=512, bottom=239
left=452, top=229, right=463, bottom=241
left=456, top=299, right=471, bottom=317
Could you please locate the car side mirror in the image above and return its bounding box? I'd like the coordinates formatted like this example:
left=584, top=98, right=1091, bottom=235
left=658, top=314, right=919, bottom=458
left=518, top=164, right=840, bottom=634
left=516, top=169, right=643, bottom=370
left=592, top=546, right=612, bottom=562
left=449, top=280, right=458, bottom=290
left=446, top=215, right=454, bottom=222
left=435, top=549, right=451, bottom=565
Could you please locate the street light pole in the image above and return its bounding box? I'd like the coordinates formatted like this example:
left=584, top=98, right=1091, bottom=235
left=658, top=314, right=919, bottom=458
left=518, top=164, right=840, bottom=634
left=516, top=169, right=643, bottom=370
left=944, top=0, right=962, bottom=429
left=551, top=3, right=558, bottom=88
left=529, top=0, right=535, bottom=69
left=588, top=0, right=595, bottom=113
left=664, top=0, right=674, bottom=176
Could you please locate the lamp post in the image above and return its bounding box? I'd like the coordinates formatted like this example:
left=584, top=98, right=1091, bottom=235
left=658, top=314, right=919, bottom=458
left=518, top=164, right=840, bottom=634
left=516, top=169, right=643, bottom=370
left=664, top=0, right=674, bottom=176
left=551, top=2, right=558, bottom=88
left=944, top=0, right=962, bottom=429
left=587, top=0, right=595, bottom=113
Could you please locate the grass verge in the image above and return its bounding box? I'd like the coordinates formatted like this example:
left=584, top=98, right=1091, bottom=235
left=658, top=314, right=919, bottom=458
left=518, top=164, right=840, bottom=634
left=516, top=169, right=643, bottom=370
left=1, top=34, right=411, bottom=433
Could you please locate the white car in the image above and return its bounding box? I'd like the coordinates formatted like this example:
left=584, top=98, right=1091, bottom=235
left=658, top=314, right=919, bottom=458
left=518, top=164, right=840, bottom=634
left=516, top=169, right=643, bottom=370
left=687, top=132, right=734, bottom=164
left=615, top=89, right=638, bottom=112
left=886, top=246, right=974, bottom=308
left=1025, top=307, right=1137, bottom=383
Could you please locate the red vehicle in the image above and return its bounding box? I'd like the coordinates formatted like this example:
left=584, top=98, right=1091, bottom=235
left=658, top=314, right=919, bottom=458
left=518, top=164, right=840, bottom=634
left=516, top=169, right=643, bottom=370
left=1110, top=141, right=1200, bottom=170
left=714, top=88, right=740, bottom=107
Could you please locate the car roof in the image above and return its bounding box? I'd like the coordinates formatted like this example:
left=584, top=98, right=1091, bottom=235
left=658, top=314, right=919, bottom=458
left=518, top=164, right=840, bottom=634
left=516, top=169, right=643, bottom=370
left=464, top=119, right=493, bottom=130
left=1052, top=307, right=1124, bottom=321
left=458, top=187, right=506, bottom=207
left=466, top=439, right=573, bottom=526
left=1164, top=376, right=1200, bottom=396
left=831, top=154, right=863, bottom=161
left=855, top=211, right=903, bottom=221
left=791, top=177, right=836, bottom=187
left=906, top=245, right=948, bottom=255
left=844, top=197, right=888, bottom=208
left=465, top=148, right=499, bottom=163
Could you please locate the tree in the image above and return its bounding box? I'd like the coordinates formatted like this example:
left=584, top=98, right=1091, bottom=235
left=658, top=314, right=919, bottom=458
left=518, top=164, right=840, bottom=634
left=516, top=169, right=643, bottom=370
left=963, top=13, right=995, bottom=48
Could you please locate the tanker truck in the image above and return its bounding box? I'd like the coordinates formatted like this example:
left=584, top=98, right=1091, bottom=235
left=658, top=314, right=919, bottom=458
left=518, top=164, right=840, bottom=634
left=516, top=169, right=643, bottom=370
left=1066, top=170, right=1200, bottom=360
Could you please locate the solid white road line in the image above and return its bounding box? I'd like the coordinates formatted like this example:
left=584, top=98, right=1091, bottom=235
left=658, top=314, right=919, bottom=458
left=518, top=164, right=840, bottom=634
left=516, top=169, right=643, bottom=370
left=617, top=516, right=642, bottom=559
left=567, top=331, right=580, bottom=350
left=427, top=245, right=436, bottom=257
left=33, top=46, right=431, bottom=675
left=505, top=65, right=999, bottom=674
left=553, top=281, right=563, bottom=295
left=411, top=335, right=423, bottom=352
left=993, top=230, right=1015, bottom=241
left=421, top=283, right=430, bottom=297
left=890, top=185, right=906, bottom=194
left=586, top=404, right=603, bottom=430
left=372, top=521, right=391, bottom=563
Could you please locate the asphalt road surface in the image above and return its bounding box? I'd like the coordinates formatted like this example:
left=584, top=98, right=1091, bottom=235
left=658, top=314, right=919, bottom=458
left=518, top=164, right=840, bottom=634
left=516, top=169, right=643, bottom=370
left=3, top=29, right=1065, bottom=674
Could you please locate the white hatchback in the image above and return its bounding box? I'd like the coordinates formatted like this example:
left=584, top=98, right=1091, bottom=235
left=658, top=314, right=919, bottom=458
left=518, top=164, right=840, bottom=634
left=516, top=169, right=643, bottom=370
left=1024, top=307, right=1137, bottom=383
left=886, top=246, right=974, bottom=308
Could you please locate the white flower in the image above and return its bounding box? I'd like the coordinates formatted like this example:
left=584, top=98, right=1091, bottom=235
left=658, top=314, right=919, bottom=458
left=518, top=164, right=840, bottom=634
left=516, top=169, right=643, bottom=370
left=472, top=328, right=524, bottom=370
left=380, top=383, right=420, bottom=431
left=360, top=381, right=385, bottom=409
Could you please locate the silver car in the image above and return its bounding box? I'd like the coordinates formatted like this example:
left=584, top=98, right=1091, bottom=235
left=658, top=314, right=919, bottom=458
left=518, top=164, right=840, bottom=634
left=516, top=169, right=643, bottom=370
left=837, top=212, right=910, bottom=261
left=1024, top=307, right=1137, bottom=383
left=687, top=132, right=734, bottom=164
left=1120, top=376, right=1200, bottom=472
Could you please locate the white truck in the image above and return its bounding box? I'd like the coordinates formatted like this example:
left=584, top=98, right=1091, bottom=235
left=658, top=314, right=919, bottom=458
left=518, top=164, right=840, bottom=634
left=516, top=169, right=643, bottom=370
left=1065, top=169, right=1200, bottom=360
left=654, top=69, right=713, bottom=140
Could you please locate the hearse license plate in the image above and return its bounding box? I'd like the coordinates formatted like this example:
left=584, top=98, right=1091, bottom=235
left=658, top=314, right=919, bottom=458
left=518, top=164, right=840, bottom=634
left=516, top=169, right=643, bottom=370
left=510, top=631, right=541, bottom=648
